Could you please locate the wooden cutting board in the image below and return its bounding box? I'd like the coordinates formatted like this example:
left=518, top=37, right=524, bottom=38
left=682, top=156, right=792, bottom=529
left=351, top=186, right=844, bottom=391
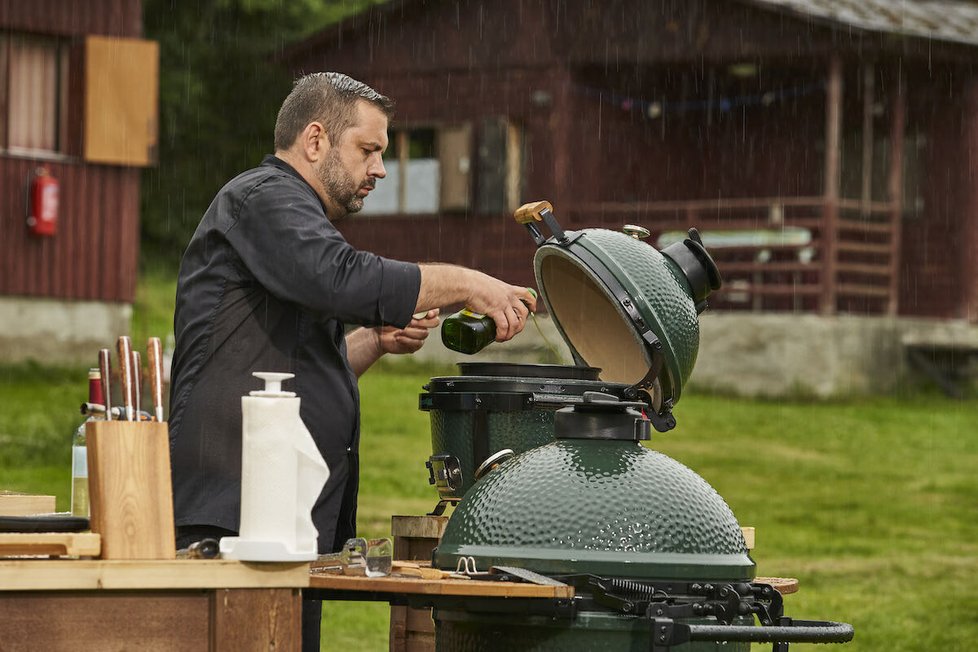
left=0, top=533, right=101, bottom=558
left=0, top=493, right=57, bottom=516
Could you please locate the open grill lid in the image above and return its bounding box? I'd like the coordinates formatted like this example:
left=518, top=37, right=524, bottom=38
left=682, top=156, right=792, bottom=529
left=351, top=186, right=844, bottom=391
left=516, top=201, right=721, bottom=432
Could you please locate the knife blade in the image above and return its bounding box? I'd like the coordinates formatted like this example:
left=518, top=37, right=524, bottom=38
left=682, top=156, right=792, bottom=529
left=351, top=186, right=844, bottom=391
left=98, top=348, right=112, bottom=420
left=147, top=337, right=164, bottom=422
left=117, top=336, right=134, bottom=421
left=130, top=350, right=142, bottom=420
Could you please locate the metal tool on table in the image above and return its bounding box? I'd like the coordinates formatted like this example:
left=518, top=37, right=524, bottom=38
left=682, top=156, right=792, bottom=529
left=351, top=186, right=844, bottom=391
left=176, top=537, right=221, bottom=560
left=310, top=537, right=393, bottom=577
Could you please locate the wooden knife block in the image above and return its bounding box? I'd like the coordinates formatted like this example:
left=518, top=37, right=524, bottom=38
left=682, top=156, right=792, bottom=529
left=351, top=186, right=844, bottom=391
left=87, top=421, right=176, bottom=559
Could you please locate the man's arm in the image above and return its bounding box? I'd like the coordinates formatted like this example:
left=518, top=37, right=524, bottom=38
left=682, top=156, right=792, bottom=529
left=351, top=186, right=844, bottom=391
left=345, top=327, right=383, bottom=377
left=345, top=309, right=441, bottom=377
left=415, top=264, right=537, bottom=342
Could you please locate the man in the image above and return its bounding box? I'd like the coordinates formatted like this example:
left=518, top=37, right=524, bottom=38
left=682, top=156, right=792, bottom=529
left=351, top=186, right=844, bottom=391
left=168, top=72, right=535, bottom=649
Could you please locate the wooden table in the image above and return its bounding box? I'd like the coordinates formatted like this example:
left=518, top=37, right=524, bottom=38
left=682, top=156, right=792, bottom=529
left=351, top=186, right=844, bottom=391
left=0, top=559, right=308, bottom=651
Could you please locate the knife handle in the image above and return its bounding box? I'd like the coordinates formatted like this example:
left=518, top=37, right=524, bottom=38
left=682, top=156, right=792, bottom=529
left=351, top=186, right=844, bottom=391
left=147, top=337, right=164, bottom=422
left=117, top=336, right=134, bottom=421
left=98, top=348, right=112, bottom=420
left=130, top=350, right=142, bottom=420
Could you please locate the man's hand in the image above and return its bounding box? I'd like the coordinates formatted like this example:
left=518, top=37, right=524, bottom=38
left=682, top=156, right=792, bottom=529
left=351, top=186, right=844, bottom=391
left=378, top=309, right=441, bottom=355
left=415, top=264, right=538, bottom=343
left=465, top=274, right=537, bottom=343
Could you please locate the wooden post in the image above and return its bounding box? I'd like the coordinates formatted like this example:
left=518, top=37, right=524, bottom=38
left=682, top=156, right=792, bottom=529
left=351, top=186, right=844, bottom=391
left=861, top=62, right=876, bottom=212
left=389, top=515, right=449, bottom=652
left=886, top=71, right=906, bottom=317
left=822, top=54, right=843, bottom=315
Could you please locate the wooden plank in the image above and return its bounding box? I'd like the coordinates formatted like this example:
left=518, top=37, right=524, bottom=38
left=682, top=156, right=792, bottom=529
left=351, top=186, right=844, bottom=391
left=836, top=198, right=894, bottom=214
left=886, top=72, right=906, bottom=316
left=861, top=61, right=875, bottom=210
left=720, top=262, right=815, bottom=273
left=0, top=559, right=310, bottom=591
left=835, top=218, right=894, bottom=234
left=575, top=196, right=826, bottom=214
left=836, top=262, right=892, bottom=276
left=0, top=533, right=100, bottom=558
left=391, top=515, right=449, bottom=543
left=836, top=283, right=892, bottom=298
left=0, top=493, right=55, bottom=516
left=822, top=53, right=843, bottom=315
left=309, top=570, right=575, bottom=599
left=0, top=591, right=210, bottom=651
left=87, top=420, right=175, bottom=560
left=211, top=588, right=302, bottom=652
left=836, top=241, right=894, bottom=255
left=754, top=576, right=799, bottom=595
left=390, top=515, right=447, bottom=652
left=84, top=35, right=159, bottom=166
left=721, top=285, right=821, bottom=297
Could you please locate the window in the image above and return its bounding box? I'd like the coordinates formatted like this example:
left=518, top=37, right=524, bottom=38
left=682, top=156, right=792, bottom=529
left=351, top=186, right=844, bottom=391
left=475, top=117, right=523, bottom=215
left=364, top=127, right=439, bottom=214
left=363, top=125, right=472, bottom=215
left=0, top=33, right=68, bottom=154
left=362, top=119, right=523, bottom=216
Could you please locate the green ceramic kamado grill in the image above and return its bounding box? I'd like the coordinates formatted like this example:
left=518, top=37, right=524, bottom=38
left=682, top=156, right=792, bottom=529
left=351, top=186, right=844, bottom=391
left=421, top=199, right=722, bottom=507
left=421, top=202, right=853, bottom=650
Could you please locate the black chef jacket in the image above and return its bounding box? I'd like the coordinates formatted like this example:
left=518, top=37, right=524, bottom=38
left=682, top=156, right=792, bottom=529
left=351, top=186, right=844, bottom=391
left=168, top=155, right=421, bottom=553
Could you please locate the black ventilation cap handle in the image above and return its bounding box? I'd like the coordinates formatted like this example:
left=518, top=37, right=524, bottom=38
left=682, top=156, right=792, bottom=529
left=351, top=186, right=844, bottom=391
left=661, top=228, right=723, bottom=308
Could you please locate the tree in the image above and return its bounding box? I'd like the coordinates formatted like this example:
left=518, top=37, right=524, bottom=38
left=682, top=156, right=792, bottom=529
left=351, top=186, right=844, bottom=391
left=141, top=0, right=383, bottom=270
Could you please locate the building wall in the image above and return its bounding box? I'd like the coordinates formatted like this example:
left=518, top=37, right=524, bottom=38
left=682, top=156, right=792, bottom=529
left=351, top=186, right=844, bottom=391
left=0, top=0, right=143, bottom=307
left=288, top=0, right=978, bottom=323
left=898, top=70, right=977, bottom=320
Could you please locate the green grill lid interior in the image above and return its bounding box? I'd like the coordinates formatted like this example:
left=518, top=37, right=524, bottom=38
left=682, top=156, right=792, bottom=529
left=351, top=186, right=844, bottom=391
left=520, top=202, right=721, bottom=422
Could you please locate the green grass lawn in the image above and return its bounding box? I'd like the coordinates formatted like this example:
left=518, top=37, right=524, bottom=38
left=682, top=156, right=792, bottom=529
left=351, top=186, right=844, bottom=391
left=2, top=364, right=976, bottom=650
left=1, top=270, right=975, bottom=650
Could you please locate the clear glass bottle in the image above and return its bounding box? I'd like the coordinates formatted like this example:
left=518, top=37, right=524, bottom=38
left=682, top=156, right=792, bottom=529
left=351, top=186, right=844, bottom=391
left=71, top=368, right=104, bottom=517
left=441, top=288, right=537, bottom=354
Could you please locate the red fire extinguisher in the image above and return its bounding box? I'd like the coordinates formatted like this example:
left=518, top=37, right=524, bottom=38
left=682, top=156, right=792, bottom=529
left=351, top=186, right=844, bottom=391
left=27, top=166, right=59, bottom=237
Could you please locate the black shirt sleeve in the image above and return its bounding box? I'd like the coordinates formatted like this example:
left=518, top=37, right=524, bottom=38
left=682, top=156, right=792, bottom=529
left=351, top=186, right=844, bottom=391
left=224, top=172, right=421, bottom=328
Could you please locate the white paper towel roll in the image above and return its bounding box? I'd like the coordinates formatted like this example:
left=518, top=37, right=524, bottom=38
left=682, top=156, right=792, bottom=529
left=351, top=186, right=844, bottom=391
left=221, top=372, right=330, bottom=561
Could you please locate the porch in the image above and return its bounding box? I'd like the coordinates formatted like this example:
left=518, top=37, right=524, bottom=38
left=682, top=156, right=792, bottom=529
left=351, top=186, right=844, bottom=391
left=568, top=56, right=908, bottom=317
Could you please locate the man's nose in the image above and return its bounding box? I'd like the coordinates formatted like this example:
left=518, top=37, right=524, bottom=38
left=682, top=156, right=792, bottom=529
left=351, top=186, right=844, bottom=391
left=369, top=155, right=386, bottom=179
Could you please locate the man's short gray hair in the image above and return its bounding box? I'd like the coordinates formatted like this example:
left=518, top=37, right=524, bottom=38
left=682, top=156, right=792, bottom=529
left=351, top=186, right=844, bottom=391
left=273, top=72, right=394, bottom=151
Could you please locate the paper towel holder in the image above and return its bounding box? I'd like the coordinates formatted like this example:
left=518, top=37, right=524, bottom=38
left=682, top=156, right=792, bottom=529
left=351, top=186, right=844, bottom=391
left=252, top=371, right=295, bottom=397
left=219, top=370, right=330, bottom=562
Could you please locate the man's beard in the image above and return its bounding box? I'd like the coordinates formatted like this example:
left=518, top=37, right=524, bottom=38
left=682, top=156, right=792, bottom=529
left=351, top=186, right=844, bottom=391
left=319, top=149, right=374, bottom=216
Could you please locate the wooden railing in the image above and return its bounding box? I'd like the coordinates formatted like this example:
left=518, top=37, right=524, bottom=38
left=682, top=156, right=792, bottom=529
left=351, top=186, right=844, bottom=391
left=569, top=196, right=900, bottom=315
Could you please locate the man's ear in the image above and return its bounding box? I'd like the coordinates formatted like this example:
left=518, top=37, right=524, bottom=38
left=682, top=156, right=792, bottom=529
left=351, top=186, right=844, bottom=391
left=301, top=122, right=329, bottom=162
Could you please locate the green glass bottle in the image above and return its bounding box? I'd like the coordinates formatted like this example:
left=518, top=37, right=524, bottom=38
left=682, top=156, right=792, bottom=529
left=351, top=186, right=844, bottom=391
left=441, top=289, right=537, bottom=354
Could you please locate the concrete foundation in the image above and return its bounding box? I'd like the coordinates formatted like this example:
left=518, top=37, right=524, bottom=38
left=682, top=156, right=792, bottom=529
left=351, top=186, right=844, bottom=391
left=402, top=312, right=978, bottom=398
left=0, top=297, right=132, bottom=366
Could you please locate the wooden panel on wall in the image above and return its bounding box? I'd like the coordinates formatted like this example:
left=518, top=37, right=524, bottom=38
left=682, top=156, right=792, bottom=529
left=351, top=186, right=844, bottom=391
left=211, top=588, right=302, bottom=652
left=84, top=35, right=158, bottom=167
left=0, top=591, right=210, bottom=650
left=0, top=0, right=143, bottom=39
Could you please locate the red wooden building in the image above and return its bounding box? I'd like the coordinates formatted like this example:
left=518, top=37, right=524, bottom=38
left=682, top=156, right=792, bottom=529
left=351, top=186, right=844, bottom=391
left=284, top=0, right=978, bottom=323
left=0, top=0, right=157, bottom=362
